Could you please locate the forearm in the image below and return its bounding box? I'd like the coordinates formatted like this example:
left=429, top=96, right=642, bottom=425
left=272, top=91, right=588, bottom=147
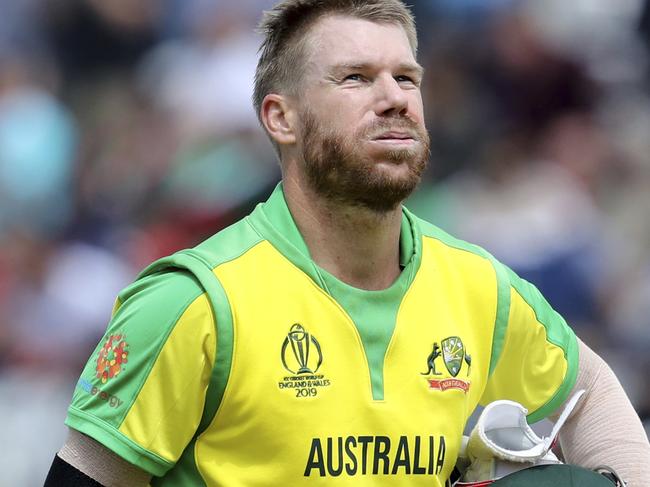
left=558, top=339, right=650, bottom=486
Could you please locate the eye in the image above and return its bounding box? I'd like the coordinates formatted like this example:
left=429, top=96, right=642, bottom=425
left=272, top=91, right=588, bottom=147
left=395, top=75, right=416, bottom=84
left=343, top=73, right=365, bottom=82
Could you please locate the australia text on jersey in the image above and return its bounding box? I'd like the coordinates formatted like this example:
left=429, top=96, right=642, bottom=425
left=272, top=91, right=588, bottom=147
left=304, top=435, right=446, bottom=477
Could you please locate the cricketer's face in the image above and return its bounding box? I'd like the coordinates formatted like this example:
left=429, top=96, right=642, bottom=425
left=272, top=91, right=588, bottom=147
left=296, top=15, right=430, bottom=213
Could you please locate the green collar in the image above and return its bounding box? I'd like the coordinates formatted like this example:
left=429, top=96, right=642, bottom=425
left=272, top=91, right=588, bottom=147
left=248, top=183, right=421, bottom=292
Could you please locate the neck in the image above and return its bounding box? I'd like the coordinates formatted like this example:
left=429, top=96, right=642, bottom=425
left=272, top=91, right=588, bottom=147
left=283, top=173, right=403, bottom=291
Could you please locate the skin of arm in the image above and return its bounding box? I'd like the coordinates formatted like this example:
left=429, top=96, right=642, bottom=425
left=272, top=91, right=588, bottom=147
left=54, top=429, right=152, bottom=487
left=556, top=338, right=650, bottom=486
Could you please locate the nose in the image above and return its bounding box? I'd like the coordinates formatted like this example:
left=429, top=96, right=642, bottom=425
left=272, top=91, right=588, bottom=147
left=374, top=74, right=409, bottom=117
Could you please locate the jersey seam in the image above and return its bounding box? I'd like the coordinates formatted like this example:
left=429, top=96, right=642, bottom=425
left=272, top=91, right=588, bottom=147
left=526, top=334, right=578, bottom=423
left=511, top=286, right=567, bottom=353
left=530, top=340, right=578, bottom=421
left=186, top=223, right=265, bottom=271
left=244, top=215, right=265, bottom=240
left=139, top=296, right=215, bottom=456
left=487, top=260, right=510, bottom=378
left=153, top=250, right=242, bottom=484
left=420, top=234, right=491, bottom=262
left=198, top=269, right=236, bottom=430
left=188, top=239, right=265, bottom=431
left=488, top=290, right=513, bottom=383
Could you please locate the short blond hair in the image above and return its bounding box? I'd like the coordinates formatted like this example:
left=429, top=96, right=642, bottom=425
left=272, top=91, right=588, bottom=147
left=253, top=0, right=417, bottom=124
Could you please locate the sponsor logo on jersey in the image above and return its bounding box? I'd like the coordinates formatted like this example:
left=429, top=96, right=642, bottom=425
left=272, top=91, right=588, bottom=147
left=304, top=435, right=447, bottom=477
left=421, top=336, right=471, bottom=393
left=77, top=378, right=123, bottom=408
left=96, top=334, right=129, bottom=383
left=278, top=324, right=331, bottom=398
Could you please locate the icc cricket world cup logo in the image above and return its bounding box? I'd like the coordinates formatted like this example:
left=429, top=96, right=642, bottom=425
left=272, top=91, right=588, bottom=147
left=281, top=324, right=323, bottom=375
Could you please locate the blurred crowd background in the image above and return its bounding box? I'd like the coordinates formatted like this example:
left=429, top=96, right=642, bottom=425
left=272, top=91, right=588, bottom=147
left=1, top=0, right=650, bottom=484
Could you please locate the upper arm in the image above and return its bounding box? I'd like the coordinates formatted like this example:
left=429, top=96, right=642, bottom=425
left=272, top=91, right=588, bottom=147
left=64, top=269, right=216, bottom=477
left=481, top=264, right=579, bottom=422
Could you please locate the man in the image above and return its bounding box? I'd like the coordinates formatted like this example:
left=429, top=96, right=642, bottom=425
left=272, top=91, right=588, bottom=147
left=46, top=1, right=650, bottom=485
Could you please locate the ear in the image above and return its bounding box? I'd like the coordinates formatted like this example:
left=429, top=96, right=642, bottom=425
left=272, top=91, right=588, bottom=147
left=260, top=94, right=297, bottom=146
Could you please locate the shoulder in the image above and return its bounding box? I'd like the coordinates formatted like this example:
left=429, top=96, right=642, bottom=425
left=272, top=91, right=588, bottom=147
left=107, top=270, right=211, bottom=356
left=407, top=209, right=509, bottom=277
left=192, top=216, right=266, bottom=269
left=115, top=268, right=205, bottom=318
left=123, top=217, right=266, bottom=311
left=409, top=210, right=493, bottom=258
left=110, top=216, right=269, bottom=332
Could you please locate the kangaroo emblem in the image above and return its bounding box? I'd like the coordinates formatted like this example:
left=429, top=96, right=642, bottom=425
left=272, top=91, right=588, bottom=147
left=421, top=342, right=442, bottom=375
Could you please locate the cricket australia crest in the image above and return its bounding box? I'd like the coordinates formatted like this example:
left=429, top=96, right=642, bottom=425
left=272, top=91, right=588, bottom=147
left=442, top=336, right=464, bottom=377
left=422, top=336, right=472, bottom=393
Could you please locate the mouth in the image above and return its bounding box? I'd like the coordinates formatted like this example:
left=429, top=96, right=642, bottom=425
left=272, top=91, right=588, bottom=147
left=371, top=131, right=417, bottom=144
left=371, top=130, right=415, bottom=143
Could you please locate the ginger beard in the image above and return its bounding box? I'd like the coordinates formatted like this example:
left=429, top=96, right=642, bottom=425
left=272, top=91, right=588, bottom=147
left=299, top=109, right=430, bottom=213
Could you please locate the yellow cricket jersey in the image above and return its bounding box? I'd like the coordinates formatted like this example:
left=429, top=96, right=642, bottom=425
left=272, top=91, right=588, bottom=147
left=65, top=183, right=578, bottom=486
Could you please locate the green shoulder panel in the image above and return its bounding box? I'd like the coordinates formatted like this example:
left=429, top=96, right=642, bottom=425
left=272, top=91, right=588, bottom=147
left=406, top=213, right=511, bottom=377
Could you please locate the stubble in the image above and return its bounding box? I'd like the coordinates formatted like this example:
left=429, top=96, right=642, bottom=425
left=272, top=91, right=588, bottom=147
left=300, top=109, right=430, bottom=213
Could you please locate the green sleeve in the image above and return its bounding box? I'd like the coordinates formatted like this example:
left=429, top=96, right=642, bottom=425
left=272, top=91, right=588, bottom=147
left=482, top=263, right=579, bottom=423
left=64, top=269, right=208, bottom=475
